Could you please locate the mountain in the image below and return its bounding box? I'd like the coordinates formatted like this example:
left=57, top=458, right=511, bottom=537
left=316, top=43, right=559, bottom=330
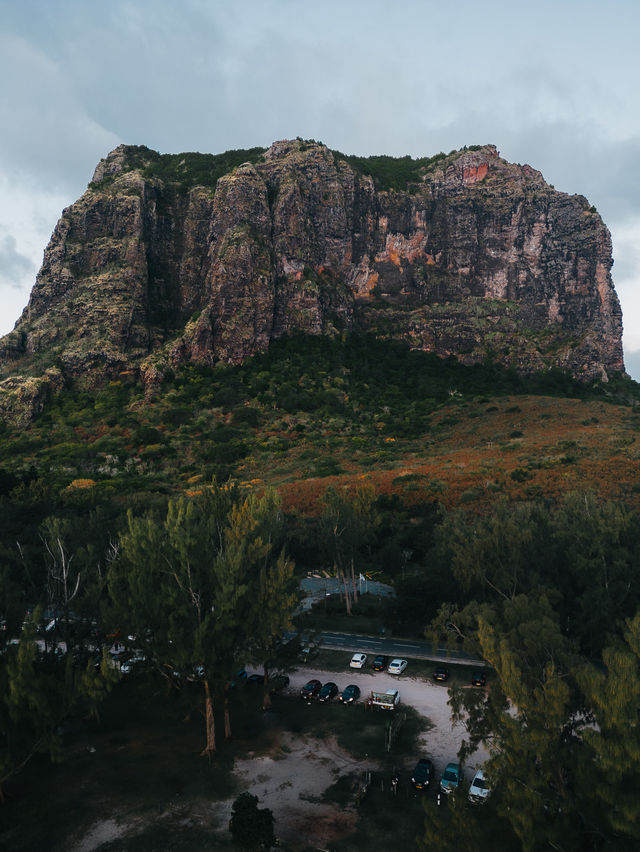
left=0, top=139, right=624, bottom=423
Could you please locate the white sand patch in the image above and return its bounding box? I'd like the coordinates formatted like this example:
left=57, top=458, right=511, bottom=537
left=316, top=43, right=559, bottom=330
left=231, top=732, right=377, bottom=850
left=71, top=818, right=130, bottom=851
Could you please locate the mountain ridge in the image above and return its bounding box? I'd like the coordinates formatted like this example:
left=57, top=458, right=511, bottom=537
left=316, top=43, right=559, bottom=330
left=0, top=138, right=624, bottom=423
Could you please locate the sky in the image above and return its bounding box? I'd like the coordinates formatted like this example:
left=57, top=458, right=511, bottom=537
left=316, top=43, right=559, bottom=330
left=1, top=0, right=640, bottom=376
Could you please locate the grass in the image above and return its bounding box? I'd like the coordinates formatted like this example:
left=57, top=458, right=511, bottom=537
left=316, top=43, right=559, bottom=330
left=0, top=664, right=441, bottom=851
left=331, top=779, right=430, bottom=850
left=297, top=593, right=393, bottom=636
left=272, top=694, right=428, bottom=762
left=0, top=675, right=258, bottom=851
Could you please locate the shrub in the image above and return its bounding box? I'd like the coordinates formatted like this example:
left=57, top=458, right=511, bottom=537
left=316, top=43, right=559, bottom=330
left=229, top=792, right=275, bottom=851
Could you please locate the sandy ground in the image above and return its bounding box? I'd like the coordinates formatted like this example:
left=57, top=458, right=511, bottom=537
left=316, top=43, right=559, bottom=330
left=71, top=666, right=488, bottom=851
left=286, top=666, right=489, bottom=778
left=228, top=731, right=379, bottom=851
left=215, top=667, right=489, bottom=850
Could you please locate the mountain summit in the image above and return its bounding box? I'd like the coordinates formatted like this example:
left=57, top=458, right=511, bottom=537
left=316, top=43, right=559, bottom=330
left=0, top=139, right=624, bottom=420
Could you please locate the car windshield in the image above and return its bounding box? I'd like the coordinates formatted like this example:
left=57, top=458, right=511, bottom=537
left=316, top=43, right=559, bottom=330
left=473, top=777, right=487, bottom=789
left=443, top=768, right=458, bottom=781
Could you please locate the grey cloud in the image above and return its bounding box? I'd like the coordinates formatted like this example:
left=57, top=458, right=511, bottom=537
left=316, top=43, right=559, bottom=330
left=0, top=230, right=34, bottom=289
left=0, top=34, right=120, bottom=193
left=623, top=348, right=640, bottom=382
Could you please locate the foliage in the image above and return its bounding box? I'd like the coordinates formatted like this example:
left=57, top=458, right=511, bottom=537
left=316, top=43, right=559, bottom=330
left=0, top=609, right=117, bottom=795
left=89, top=144, right=267, bottom=191
left=108, top=483, right=296, bottom=752
left=229, top=792, right=275, bottom=850
left=578, top=611, right=640, bottom=841
left=331, top=149, right=452, bottom=191
left=142, top=148, right=267, bottom=189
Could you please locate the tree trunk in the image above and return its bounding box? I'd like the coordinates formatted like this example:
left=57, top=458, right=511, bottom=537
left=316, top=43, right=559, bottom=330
left=224, top=686, right=232, bottom=742
left=201, top=679, right=216, bottom=757
left=351, top=559, right=358, bottom=605
left=343, top=575, right=352, bottom=615
left=262, top=662, right=271, bottom=710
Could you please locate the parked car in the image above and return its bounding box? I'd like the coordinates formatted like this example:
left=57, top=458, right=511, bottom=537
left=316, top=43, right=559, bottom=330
left=387, top=658, right=408, bottom=675
left=371, top=688, right=400, bottom=709
left=410, top=758, right=433, bottom=791
left=350, top=653, right=367, bottom=669
left=230, top=668, right=248, bottom=688
left=298, top=644, right=319, bottom=663
left=371, top=654, right=388, bottom=671
left=300, top=679, right=322, bottom=700
left=187, top=664, right=205, bottom=681
left=247, top=673, right=265, bottom=686
left=318, top=681, right=339, bottom=703
left=120, top=652, right=146, bottom=675
left=440, top=762, right=461, bottom=795
left=471, top=671, right=487, bottom=687
left=339, top=684, right=361, bottom=704
left=468, top=768, right=491, bottom=803
left=433, top=666, right=449, bottom=682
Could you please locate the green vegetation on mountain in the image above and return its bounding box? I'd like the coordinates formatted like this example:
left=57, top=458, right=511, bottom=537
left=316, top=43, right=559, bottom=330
left=2, top=334, right=640, bottom=849
left=89, top=144, right=267, bottom=190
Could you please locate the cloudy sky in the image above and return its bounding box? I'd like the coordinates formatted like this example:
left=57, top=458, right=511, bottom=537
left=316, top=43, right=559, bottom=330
left=2, top=0, right=640, bottom=376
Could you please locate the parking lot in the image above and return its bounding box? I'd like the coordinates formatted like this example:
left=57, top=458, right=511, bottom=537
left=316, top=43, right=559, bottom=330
left=287, top=661, right=489, bottom=783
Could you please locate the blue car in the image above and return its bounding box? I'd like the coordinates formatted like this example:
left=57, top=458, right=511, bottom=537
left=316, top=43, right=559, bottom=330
left=440, top=762, right=461, bottom=795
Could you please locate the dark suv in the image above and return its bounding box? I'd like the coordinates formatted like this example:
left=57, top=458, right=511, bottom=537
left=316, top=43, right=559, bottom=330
left=300, top=679, right=322, bottom=700
left=410, top=758, right=433, bottom=790
left=318, top=682, right=338, bottom=703
left=371, top=654, right=388, bottom=671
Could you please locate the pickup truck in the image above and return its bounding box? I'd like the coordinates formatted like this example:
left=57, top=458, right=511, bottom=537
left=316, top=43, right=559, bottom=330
left=370, top=688, right=400, bottom=710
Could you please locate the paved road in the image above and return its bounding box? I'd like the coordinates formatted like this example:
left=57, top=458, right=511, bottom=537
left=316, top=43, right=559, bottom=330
left=298, top=576, right=395, bottom=611
left=299, top=629, right=488, bottom=668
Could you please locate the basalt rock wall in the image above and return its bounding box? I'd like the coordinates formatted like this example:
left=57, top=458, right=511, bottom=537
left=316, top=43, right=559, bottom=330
left=0, top=139, right=624, bottom=412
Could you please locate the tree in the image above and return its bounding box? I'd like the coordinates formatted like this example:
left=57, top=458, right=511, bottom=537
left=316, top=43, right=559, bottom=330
left=578, top=610, right=640, bottom=844
left=550, top=493, right=640, bottom=656
left=434, top=502, right=550, bottom=603
left=109, top=483, right=295, bottom=756
left=319, top=484, right=378, bottom=614
left=229, top=792, right=275, bottom=850
left=0, top=608, right=117, bottom=801
left=445, top=595, right=598, bottom=852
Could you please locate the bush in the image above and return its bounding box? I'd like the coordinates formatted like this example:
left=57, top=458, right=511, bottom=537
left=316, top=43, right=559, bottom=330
left=229, top=792, right=275, bottom=850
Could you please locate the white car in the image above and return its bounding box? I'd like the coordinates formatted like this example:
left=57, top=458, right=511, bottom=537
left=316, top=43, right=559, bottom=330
left=387, top=658, right=408, bottom=675
left=120, top=652, right=146, bottom=674
left=350, top=653, right=367, bottom=669
left=468, top=768, right=491, bottom=803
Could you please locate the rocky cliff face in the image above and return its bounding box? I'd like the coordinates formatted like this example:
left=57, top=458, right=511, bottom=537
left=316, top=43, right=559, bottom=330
left=0, top=139, right=624, bottom=416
